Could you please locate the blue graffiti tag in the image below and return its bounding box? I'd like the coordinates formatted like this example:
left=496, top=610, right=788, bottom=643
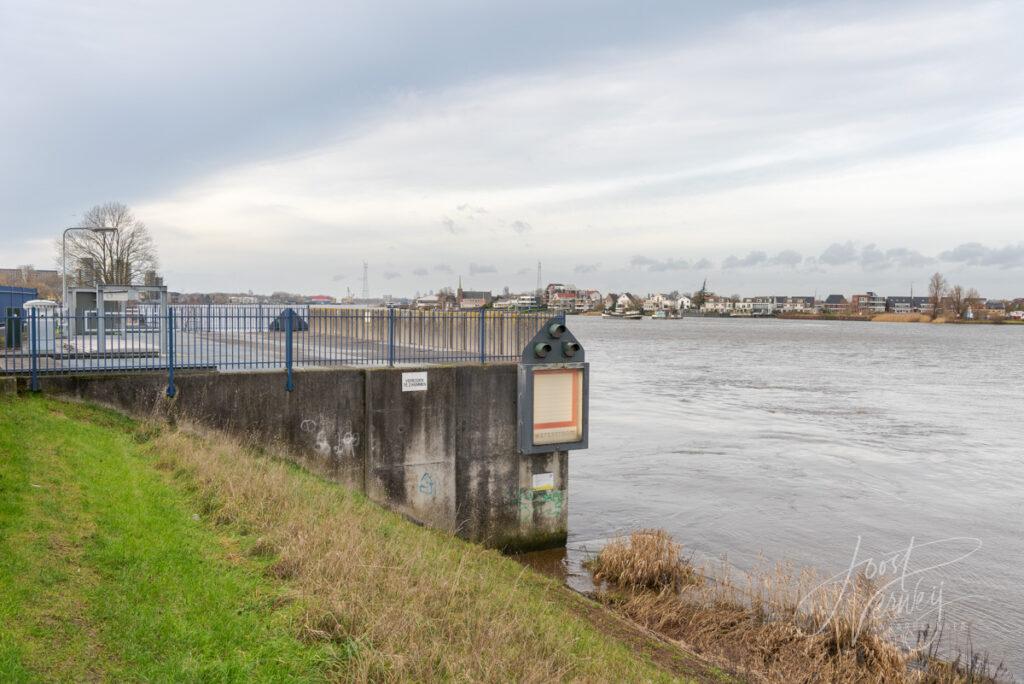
left=418, top=472, right=435, bottom=497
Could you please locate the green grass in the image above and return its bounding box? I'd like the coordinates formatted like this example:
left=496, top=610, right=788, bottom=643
left=0, top=395, right=334, bottom=682
left=0, top=395, right=707, bottom=682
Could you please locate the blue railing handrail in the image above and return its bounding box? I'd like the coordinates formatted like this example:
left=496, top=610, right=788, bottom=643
left=1, top=306, right=562, bottom=393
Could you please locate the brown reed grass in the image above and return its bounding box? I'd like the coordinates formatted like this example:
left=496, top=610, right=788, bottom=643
left=588, top=530, right=1007, bottom=684
left=872, top=312, right=933, bottom=323
left=587, top=529, right=698, bottom=592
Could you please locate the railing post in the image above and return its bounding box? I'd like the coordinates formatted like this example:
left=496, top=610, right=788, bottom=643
left=479, top=308, right=486, bottom=364
left=387, top=307, right=395, bottom=367
left=166, top=309, right=176, bottom=398
left=30, top=308, right=39, bottom=391
left=285, top=308, right=294, bottom=391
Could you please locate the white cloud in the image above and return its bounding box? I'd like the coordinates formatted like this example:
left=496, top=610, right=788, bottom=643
left=121, top=1, right=1024, bottom=296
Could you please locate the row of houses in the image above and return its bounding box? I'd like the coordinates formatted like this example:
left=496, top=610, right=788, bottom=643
left=611, top=289, right=1024, bottom=319
left=821, top=292, right=1024, bottom=319
left=695, top=295, right=818, bottom=316
left=404, top=278, right=1024, bottom=320
left=415, top=282, right=605, bottom=312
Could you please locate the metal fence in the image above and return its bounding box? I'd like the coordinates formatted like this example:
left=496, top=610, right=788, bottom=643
left=1, top=305, right=557, bottom=392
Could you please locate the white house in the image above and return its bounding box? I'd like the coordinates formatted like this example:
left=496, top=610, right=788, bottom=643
left=415, top=294, right=442, bottom=310
left=616, top=293, right=643, bottom=312
left=582, top=290, right=603, bottom=311
left=732, top=298, right=754, bottom=316
left=514, top=293, right=539, bottom=310
left=700, top=295, right=734, bottom=314
left=781, top=296, right=817, bottom=313
left=751, top=297, right=775, bottom=316
left=492, top=298, right=516, bottom=310
left=677, top=295, right=692, bottom=310
left=643, top=293, right=675, bottom=311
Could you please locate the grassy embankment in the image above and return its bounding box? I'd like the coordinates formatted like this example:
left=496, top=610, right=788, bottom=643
left=586, top=530, right=1009, bottom=684
left=0, top=395, right=727, bottom=682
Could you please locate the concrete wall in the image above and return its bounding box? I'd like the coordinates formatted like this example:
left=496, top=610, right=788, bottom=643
left=34, top=365, right=567, bottom=551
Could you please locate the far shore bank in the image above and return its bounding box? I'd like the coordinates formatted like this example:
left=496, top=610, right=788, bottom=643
left=581, top=310, right=1023, bottom=324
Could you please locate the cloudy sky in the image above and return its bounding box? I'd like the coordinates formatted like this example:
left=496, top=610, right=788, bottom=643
left=2, top=0, right=1023, bottom=297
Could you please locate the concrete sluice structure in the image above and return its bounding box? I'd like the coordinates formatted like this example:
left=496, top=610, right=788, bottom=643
left=34, top=363, right=569, bottom=551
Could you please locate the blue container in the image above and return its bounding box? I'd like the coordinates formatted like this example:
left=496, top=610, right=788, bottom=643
left=1, top=286, right=37, bottom=347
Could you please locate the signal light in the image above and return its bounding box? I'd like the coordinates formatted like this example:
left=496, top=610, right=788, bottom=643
left=562, top=341, right=580, bottom=357
left=548, top=322, right=567, bottom=338
left=534, top=342, right=552, bottom=358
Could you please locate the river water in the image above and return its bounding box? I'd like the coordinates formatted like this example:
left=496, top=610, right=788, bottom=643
left=563, top=316, right=1023, bottom=675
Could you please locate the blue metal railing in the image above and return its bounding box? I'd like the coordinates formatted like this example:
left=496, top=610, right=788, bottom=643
left=1, top=305, right=560, bottom=392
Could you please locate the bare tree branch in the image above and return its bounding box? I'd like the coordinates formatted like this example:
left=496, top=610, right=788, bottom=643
left=928, top=272, right=947, bottom=319
left=57, top=202, right=159, bottom=286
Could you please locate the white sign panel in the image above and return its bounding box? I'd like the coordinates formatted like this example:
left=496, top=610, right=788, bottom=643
left=401, top=371, right=428, bottom=392
left=532, top=368, right=583, bottom=445
left=532, top=472, right=555, bottom=491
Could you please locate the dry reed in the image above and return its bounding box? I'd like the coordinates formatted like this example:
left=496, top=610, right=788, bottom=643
left=587, top=529, right=697, bottom=592
left=587, top=530, right=1008, bottom=684
left=872, top=313, right=933, bottom=323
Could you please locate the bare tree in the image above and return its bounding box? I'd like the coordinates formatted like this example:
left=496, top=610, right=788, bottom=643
left=928, top=272, right=947, bottom=319
left=947, top=284, right=971, bottom=319
left=57, top=202, right=159, bottom=286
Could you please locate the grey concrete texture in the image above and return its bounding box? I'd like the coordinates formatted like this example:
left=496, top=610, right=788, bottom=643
left=452, top=364, right=567, bottom=549
left=34, top=364, right=567, bottom=551
left=365, top=366, right=457, bottom=532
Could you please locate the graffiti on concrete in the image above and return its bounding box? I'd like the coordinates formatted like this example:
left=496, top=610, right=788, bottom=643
left=519, top=488, right=564, bottom=518
left=418, top=472, right=436, bottom=497
left=300, top=417, right=359, bottom=459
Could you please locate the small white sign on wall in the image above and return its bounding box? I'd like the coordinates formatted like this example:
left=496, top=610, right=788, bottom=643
left=532, top=472, right=555, bottom=491
left=402, top=371, right=428, bottom=392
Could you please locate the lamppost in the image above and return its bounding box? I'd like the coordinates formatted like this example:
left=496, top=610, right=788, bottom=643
left=62, top=226, right=118, bottom=311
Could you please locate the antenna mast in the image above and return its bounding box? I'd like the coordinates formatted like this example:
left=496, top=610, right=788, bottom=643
left=361, top=262, right=369, bottom=299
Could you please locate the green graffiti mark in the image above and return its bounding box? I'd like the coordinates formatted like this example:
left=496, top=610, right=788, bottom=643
left=517, top=488, right=564, bottom=519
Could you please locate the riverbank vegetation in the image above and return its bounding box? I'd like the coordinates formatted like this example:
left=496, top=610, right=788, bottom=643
left=586, top=530, right=1009, bottom=684
left=0, top=395, right=724, bottom=682
left=872, top=312, right=935, bottom=323
left=871, top=312, right=1024, bottom=324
